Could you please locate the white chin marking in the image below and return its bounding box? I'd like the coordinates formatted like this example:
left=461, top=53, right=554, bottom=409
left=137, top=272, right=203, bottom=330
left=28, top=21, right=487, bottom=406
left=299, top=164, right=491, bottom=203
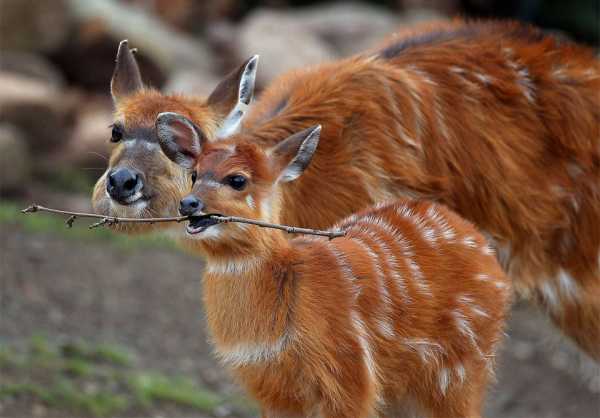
left=108, top=197, right=148, bottom=216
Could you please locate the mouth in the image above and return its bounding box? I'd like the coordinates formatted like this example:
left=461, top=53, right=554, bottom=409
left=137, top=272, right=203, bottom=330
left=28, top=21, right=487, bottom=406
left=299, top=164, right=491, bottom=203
left=106, top=191, right=151, bottom=208
left=186, top=214, right=221, bottom=235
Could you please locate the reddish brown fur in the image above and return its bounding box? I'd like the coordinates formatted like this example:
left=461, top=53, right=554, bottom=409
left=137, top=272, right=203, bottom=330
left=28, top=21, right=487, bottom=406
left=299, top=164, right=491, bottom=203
left=176, top=137, right=512, bottom=417
left=93, top=20, right=600, bottom=360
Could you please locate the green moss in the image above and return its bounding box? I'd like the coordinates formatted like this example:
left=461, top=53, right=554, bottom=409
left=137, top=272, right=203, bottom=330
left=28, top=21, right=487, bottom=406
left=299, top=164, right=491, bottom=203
left=60, top=340, right=133, bottom=367
left=62, top=358, right=94, bottom=377
left=93, top=344, right=133, bottom=367
left=45, top=378, right=129, bottom=417
left=0, top=337, right=239, bottom=417
left=129, top=373, right=222, bottom=412
left=0, top=382, right=48, bottom=399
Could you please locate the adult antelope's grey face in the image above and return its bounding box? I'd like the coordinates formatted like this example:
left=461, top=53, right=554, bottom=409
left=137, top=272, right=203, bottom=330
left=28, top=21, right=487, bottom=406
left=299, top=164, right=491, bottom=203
left=91, top=40, right=259, bottom=234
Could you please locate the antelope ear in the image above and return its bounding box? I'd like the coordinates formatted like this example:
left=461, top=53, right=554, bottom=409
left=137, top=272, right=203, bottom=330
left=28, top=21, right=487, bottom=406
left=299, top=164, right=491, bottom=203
left=270, top=125, right=321, bottom=183
left=111, top=40, right=143, bottom=104
left=156, top=112, right=205, bottom=169
left=207, top=55, right=259, bottom=139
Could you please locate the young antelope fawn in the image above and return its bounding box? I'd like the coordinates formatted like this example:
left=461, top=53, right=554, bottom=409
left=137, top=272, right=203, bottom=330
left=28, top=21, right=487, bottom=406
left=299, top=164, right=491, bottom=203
left=92, top=21, right=600, bottom=361
left=156, top=117, right=512, bottom=418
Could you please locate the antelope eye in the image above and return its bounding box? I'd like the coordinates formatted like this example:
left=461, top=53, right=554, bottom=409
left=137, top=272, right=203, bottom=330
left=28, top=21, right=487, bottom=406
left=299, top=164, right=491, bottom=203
left=110, top=124, right=124, bottom=143
left=191, top=171, right=197, bottom=185
left=225, top=175, right=247, bottom=191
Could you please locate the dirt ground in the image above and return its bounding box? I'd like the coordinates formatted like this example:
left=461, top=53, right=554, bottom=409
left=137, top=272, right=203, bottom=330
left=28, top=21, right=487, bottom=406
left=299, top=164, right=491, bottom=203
left=1, top=221, right=599, bottom=418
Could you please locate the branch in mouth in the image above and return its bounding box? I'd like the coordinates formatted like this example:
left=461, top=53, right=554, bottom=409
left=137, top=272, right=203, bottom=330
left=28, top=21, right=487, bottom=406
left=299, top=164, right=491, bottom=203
left=21, top=204, right=346, bottom=239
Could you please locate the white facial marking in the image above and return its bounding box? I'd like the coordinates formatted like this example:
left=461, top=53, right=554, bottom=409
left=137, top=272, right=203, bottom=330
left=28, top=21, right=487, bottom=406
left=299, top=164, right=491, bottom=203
left=199, top=177, right=221, bottom=189
left=260, top=195, right=272, bottom=222
left=245, top=194, right=255, bottom=209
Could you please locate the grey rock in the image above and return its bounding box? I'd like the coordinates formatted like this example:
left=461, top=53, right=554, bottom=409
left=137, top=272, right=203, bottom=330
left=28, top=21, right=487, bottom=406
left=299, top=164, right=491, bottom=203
left=0, top=72, right=71, bottom=152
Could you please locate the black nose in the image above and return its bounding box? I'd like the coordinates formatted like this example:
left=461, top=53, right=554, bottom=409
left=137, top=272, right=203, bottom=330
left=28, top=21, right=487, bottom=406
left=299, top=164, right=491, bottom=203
left=106, top=167, right=143, bottom=203
left=179, top=195, right=204, bottom=216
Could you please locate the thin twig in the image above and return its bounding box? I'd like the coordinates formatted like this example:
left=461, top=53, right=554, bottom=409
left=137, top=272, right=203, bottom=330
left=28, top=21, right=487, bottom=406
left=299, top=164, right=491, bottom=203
left=21, top=204, right=345, bottom=239
left=21, top=204, right=188, bottom=228
left=211, top=215, right=345, bottom=238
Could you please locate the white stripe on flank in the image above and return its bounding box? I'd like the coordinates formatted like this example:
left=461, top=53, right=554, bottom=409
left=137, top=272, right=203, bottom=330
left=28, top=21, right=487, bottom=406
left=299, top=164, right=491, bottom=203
left=396, top=205, right=414, bottom=219
left=363, top=210, right=430, bottom=296
left=425, top=205, right=456, bottom=241
left=481, top=244, right=495, bottom=256
left=516, top=67, right=535, bottom=103
left=327, top=242, right=360, bottom=300
left=352, top=220, right=411, bottom=305
left=474, top=72, right=492, bottom=85
left=400, top=68, right=425, bottom=142
left=494, top=281, right=509, bottom=290
left=458, top=295, right=490, bottom=318
left=556, top=269, right=579, bottom=301
left=402, top=338, right=445, bottom=366
left=439, top=368, right=450, bottom=395
left=351, top=235, right=395, bottom=338
left=462, top=236, right=477, bottom=248
left=450, top=66, right=466, bottom=75
left=216, top=332, right=291, bottom=367
left=409, top=214, right=437, bottom=247
left=539, top=281, right=561, bottom=314
left=435, top=97, right=450, bottom=141
left=452, top=310, right=483, bottom=357
left=351, top=311, right=378, bottom=385
left=455, top=363, right=466, bottom=384
left=408, top=260, right=430, bottom=294
left=407, top=65, right=438, bottom=86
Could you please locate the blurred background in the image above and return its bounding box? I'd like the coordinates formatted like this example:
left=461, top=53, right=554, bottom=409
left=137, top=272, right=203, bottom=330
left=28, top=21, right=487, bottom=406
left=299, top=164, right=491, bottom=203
left=0, top=1, right=598, bottom=417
